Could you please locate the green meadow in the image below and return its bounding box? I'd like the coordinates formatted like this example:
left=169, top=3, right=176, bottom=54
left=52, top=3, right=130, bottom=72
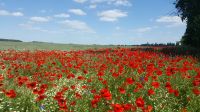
left=0, top=41, right=118, bottom=50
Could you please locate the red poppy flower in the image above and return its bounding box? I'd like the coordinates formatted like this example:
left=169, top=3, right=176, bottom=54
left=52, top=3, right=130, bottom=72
left=145, top=105, right=153, bottom=112
left=58, top=99, right=68, bottom=111
left=33, top=89, right=39, bottom=94
left=112, top=104, right=124, bottom=112
left=5, top=90, right=16, bottom=98
left=36, top=95, right=47, bottom=102
left=40, top=84, right=48, bottom=90
left=174, top=90, right=179, bottom=97
left=77, top=76, right=85, bottom=80
left=193, top=88, right=200, bottom=95
left=151, top=82, right=160, bottom=88
left=100, top=88, right=112, bottom=100
left=126, top=78, right=134, bottom=84
left=83, top=69, right=88, bottom=74
left=91, top=99, right=99, bottom=108
left=0, top=74, right=4, bottom=82
left=91, top=89, right=96, bottom=94
left=102, top=80, right=107, bottom=85
left=118, top=87, right=126, bottom=94
left=135, top=97, right=145, bottom=108
left=75, top=92, right=82, bottom=99
left=193, top=79, right=200, bottom=86
left=98, top=77, right=103, bottom=81
left=123, top=104, right=132, bottom=111
left=148, top=89, right=155, bottom=96
left=57, top=74, right=62, bottom=79
left=70, top=101, right=76, bottom=106
left=54, top=92, right=63, bottom=101
left=112, top=72, right=119, bottom=78
left=97, top=72, right=104, bottom=77
left=71, top=85, right=76, bottom=90
left=82, top=85, right=87, bottom=89
left=67, top=73, right=75, bottom=79
left=165, top=82, right=171, bottom=89
left=94, top=94, right=101, bottom=100
left=87, top=79, right=92, bottom=83
left=17, top=81, right=24, bottom=86
left=26, top=82, right=37, bottom=89
left=156, top=70, right=162, bottom=76
left=168, top=88, right=174, bottom=94
left=38, top=89, right=46, bottom=95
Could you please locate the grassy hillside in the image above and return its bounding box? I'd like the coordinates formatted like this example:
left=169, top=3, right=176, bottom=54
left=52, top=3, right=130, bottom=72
left=0, top=41, right=118, bottom=50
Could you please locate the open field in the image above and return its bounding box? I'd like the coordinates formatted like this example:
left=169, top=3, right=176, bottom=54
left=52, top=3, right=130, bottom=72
left=0, top=47, right=200, bottom=112
left=0, top=41, right=119, bottom=51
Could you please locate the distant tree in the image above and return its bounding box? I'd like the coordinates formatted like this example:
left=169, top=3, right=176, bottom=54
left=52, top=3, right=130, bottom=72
left=175, top=0, right=200, bottom=48
left=167, top=43, right=176, bottom=46
left=0, top=38, right=22, bottom=42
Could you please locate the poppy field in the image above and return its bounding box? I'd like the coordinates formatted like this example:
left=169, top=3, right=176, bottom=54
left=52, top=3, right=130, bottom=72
left=0, top=48, right=200, bottom=112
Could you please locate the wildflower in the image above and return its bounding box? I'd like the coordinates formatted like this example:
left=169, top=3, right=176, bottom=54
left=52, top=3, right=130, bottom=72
left=100, top=88, right=112, bottom=100
left=119, top=87, right=126, bottom=94
left=126, top=78, right=134, bottom=84
left=145, top=105, right=153, bottom=112
left=112, top=72, right=119, bottom=78
left=40, top=104, right=45, bottom=111
left=112, top=104, right=124, bottom=112
left=5, top=90, right=16, bottom=98
left=123, top=104, right=132, bottom=111
left=135, top=97, right=145, bottom=108
left=174, top=89, right=179, bottom=97
left=91, top=99, right=99, bottom=108
left=26, top=82, right=37, bottom=89
left=193, top=88, right=200, bottom=95
left=165, top=82, right=171, bottom=89
left=36, top=95, right=47, bottom=102
left=148, top=89, right=155, bottom=96
left=151, top=82, right=160, bottom=88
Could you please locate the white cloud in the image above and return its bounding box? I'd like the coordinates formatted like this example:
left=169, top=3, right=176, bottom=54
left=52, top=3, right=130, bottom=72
left=156, top=16, right=185, bottom=27
left=109, top=0, right=131, bottom=6
left=134, top=27, right=152, bottom=33
left=89, top=4, right=97, bottom=9
left=0, top=10, right=24, bottom=16
left=30, top=16, right=50, bottom=23
left=19, top=23, right=60, bottom=34
left=12, top=12, right=24, bottom=16
left=91, top=0, right=131, bottom=6
left=74, top=0, right=87, bottom=3
left=98, top=9, right=127, bottom=22
left=60, top=19, right=95, bottom=33
left=0, top=10, right=9, bottom=16
left=68, top=9, right=86, bottom=16
left=156, top=16, right=181, bottom=23
left=19, top=23, right=48, bottom=32
left=54, top=13, right=70, bottom=18
left=91, top=0, right=106, bottom=4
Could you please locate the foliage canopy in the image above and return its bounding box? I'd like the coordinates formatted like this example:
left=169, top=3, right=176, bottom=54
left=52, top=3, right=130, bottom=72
left=175, top=0, right=200, bottom=48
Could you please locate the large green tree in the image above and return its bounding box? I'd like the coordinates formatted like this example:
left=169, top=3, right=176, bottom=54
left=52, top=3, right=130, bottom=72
left=175, top=0, right=200, bottom=48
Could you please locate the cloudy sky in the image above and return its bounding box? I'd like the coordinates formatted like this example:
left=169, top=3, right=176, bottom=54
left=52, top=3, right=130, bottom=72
left=0, top=0, right=186, bottom=45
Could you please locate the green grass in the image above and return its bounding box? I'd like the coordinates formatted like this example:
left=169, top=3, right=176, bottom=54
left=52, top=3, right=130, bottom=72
left=0, top=41, right=119, bottom=51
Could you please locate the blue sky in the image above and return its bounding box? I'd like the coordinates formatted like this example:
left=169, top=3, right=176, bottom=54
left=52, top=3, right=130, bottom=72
left=0, top=0, right=186, bottom=45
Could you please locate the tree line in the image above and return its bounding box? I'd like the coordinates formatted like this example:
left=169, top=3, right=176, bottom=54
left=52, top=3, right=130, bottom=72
left=175, top=0, right=200, bottom=48
left=0, top=38, right=23, bottom=42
